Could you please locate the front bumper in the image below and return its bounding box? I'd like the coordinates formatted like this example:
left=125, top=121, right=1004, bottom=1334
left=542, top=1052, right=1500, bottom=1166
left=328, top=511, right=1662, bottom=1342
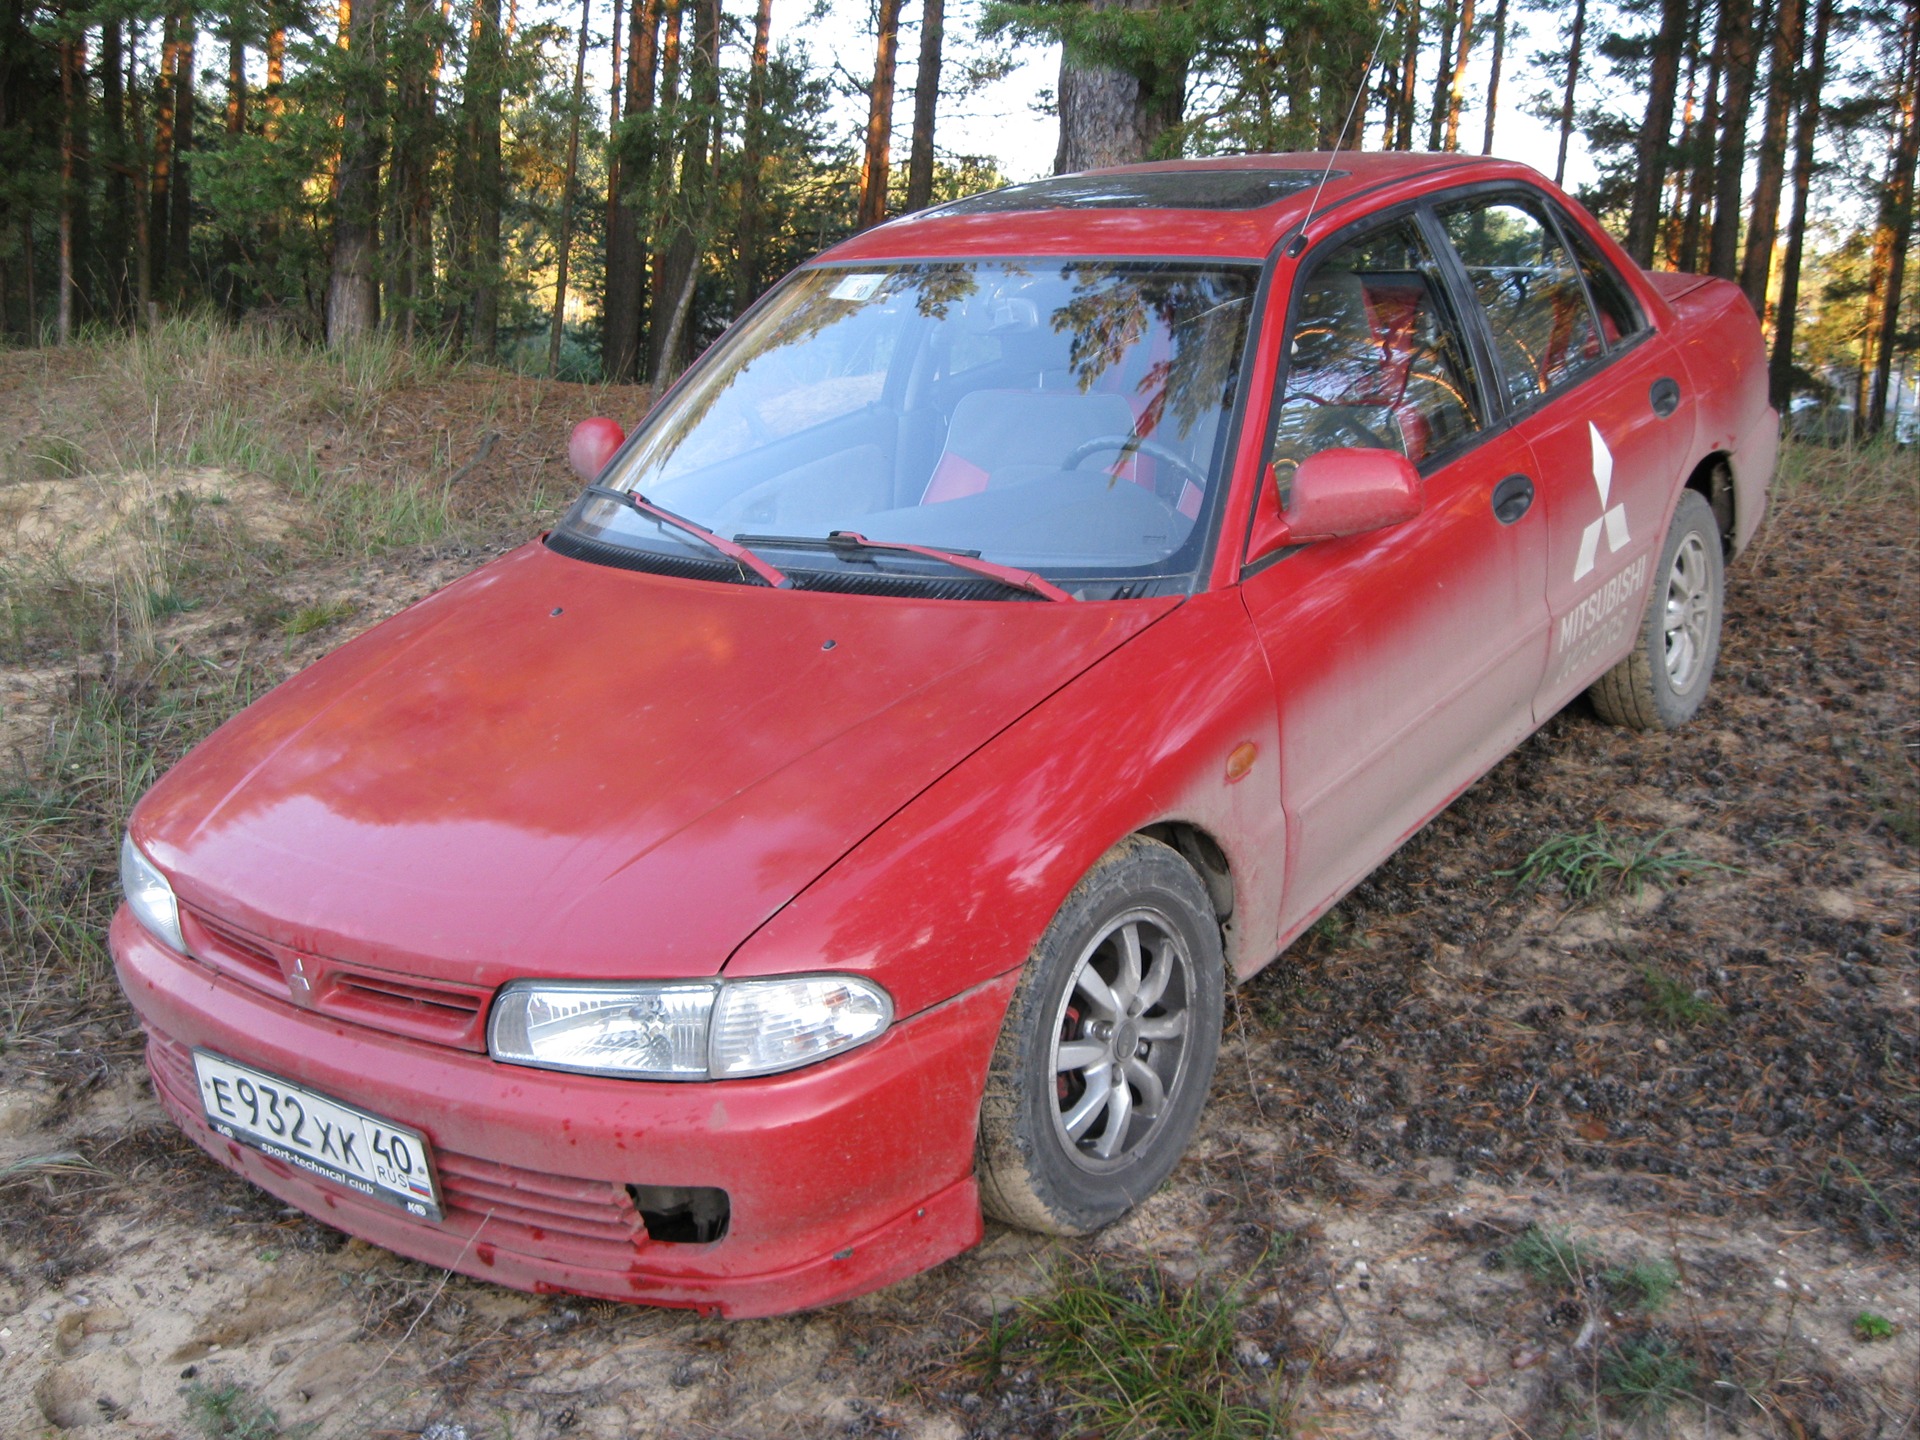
left=111, top=907, right=1015, bottom=1318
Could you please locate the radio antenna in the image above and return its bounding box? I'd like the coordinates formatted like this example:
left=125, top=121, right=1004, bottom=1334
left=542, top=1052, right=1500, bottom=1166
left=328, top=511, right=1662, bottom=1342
left=1298, top=16, right=1394, bottom=243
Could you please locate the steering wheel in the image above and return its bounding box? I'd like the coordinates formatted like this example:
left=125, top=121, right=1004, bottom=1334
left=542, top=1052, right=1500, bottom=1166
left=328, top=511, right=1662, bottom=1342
left=1063, top=434, right=1209, bottom=489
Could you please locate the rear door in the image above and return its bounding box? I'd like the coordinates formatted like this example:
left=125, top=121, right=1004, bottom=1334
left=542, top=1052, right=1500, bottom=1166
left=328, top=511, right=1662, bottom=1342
left=1238, top=210, right=1551, bottom=941
left=1430, top=191, right=1694, bottom=716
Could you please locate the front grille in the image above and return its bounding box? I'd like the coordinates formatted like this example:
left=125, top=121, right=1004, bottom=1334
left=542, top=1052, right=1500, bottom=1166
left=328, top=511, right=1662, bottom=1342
left=146, top=1035, right=647, bottom=1263
left=177, top=905, right=491, bottom=1051
left=184, top=907, right=285, bottom=992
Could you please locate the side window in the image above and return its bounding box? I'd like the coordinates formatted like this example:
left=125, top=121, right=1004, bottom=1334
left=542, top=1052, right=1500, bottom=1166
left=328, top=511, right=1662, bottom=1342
left=1556, top=211, right=1647, bottom=347
left=1438, top=198, right=1602, bottom=405
left=1270, top=218, right=1486, bottom=479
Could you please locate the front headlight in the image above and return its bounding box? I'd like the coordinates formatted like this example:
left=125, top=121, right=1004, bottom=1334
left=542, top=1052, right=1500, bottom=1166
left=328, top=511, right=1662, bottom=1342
left=120, top=834, right=185, bottom=953
left=488, top=975, right=892, bottom=1080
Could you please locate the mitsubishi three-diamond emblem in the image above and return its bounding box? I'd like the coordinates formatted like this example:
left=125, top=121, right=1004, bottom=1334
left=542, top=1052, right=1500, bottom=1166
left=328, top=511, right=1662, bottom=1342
left=1573, top=423, right=1631, bottom=581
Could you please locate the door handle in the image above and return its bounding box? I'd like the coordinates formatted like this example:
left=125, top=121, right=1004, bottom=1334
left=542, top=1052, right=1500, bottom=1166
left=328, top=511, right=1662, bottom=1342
left=1491, top=473, right=1534, bottom=525
left=1650, top=376, right=1682, bottom=418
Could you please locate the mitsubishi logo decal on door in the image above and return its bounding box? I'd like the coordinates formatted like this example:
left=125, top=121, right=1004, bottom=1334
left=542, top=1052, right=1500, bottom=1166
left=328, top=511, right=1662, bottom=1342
left=1573, top=423, right=1631, bottom=581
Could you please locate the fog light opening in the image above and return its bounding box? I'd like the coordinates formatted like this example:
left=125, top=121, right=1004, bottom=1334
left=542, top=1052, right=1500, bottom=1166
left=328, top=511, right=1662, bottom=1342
left=628, top=1184, right=730, bottom=1244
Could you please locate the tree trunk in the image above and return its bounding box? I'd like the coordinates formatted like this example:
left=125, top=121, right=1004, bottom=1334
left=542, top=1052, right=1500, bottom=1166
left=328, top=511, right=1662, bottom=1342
left=1481, top=0, right=1507, bottom=154
left=226, top=31, right=245, bottom=135
left=150, top=11, right=180, bottom=297
left=1427, top=0, right=1454, bottom=149
left=1396, top=0, right=1420, bottom=150
left=219, top=26, right=246, bottom=314
left=267, top=24, right=285, bottom=129
left=57, top=25, right=77, bottom=342
left=858, top=0, right=903, bottom=227
left=1444, top=0, right=1474, bottom=151
left=1664, top=24, right=1701, bottom=264
left=101, top=18, right=130, bottom=321
left=1680, top=10, right=1721, bottom=272
left=464, top=0, right=504, bottom=355
left=1624, top=0, right=1690, bottom=265
left=327, top=0, right=384, bottom=346
left=650, top=0, right=715, bottom=381
left=736, top=0, right=775, bottom=304
left=548, top=0, right=591, bottom=375
left=1706, top=0, right=1757, bottom=279
left=603, top=0, right=663, bottom=381
left=169, top=17, right=195, bottom=296
left=1867, top=0, right=1920, bottom=434
left=1054, top=0, right=1186, bottom=172
left=128, top=37, right=153, bottom=325
left=1738, top=0, right=1802, bottom=312
left=904, top=0, right=943, bottom=211
left=1555, top=0, right=1586, bottom=184
left=1768, top=0, right=1830, bottom=409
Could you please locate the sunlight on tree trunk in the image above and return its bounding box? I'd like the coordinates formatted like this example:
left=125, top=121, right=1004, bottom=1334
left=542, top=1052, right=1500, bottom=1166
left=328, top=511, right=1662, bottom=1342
left=859, top=0, right=903, bottom=228
left=1768, top=0, right=1832, bottom=408
left=905, top=0, right=943, bottom=212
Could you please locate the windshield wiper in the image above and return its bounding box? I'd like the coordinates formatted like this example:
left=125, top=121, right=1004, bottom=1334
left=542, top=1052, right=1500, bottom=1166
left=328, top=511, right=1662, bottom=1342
left=737, top=531, right=1075, bottom=603
left=586, top=486, right=791, bottom=589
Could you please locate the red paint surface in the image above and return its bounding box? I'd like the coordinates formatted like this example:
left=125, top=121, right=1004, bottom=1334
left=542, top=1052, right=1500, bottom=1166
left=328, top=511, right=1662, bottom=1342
left=111, top=152, right=1778, bottom=1317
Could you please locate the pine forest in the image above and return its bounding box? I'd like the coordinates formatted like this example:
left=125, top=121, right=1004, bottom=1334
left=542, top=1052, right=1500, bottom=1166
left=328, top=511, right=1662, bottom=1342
left=2, top=0, right=1918, bottom=431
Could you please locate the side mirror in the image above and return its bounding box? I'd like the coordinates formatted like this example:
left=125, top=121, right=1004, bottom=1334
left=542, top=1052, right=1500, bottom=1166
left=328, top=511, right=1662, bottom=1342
left=1247, top=447, right=1423, bottom=560
left=568, top=417, right=627, bottom=483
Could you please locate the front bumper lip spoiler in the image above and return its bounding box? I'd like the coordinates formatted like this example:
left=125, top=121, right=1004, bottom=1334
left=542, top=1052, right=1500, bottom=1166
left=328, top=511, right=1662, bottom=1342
left=112, top=906, right=1015, bottom=1318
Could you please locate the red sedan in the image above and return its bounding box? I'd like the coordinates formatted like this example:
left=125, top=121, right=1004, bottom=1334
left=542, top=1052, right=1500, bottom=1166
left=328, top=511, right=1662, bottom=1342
left=112, top=153, right=1776, bottom=1317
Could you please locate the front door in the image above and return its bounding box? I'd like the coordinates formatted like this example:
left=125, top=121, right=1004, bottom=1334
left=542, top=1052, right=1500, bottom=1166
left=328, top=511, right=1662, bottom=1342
left=1238, top=211, right=1551, bottom=943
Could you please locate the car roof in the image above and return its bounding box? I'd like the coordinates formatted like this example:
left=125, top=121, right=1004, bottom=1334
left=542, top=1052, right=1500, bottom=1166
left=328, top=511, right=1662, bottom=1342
left=815, top=152, right=1557, bottom=266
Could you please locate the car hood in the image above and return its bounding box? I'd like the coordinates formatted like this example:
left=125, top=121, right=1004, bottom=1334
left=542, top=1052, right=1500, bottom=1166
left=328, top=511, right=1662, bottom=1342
left=134, top=541, right=1177, bottom=986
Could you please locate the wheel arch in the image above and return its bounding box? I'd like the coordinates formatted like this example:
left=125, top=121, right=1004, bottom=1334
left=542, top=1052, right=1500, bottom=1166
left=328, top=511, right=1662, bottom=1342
left=1137, top=821, right=1235, bottom=929
left=1684, top=451, right=1737, bottom=553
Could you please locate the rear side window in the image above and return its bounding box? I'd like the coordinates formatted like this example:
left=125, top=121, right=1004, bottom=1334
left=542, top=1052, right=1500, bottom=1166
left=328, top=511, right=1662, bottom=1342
left=1271, top=218, right=1486, bottom=473
left=1438, top=198, right=1602, bottom=405
left=1556, top=211, right=1647, bottom=346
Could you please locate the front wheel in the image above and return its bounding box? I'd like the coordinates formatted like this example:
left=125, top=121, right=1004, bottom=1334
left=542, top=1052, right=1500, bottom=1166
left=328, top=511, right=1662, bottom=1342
left=1588, top=489, right=1724, bottom=731
left=976, top=836, right=1224, bottom=1235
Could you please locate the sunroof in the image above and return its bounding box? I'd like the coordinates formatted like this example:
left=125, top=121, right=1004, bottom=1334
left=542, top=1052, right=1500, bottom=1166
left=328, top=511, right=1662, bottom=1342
left=923, top=170, right=1332, bottom=217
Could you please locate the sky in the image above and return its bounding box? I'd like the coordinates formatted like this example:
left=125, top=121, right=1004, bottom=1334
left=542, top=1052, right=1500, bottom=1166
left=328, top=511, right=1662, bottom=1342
left=800, top=4, right=1602, bottom=196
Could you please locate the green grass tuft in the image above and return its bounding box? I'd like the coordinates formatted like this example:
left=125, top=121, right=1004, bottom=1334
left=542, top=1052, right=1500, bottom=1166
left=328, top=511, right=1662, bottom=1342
left=1500, top=822, right=1728, bottom=903
left=1639, top=965, right=1724, bottom=1028
left=183, top=1378, right=306, bottom=1439
left=281, top=598, right=356, bottom=637
left=1605, top=1258, right=1679, bottom=1314
left=1599, top=1335, right=1696, bottom=1420
left=1500, top=1226, right=1597, bottom=1288
left=986, top=1259, right=1284, bottom=1440
left=1852, top=1310, right=1896, bottom=1341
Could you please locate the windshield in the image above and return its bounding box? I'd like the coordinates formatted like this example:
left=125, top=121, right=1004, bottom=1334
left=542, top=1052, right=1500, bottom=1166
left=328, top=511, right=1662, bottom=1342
left=556, top=260, right=1259, bottom=596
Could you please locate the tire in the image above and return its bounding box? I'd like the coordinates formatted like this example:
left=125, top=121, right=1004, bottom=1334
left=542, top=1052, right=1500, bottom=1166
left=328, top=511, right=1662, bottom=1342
left=976, top=835, right=1224, bottom=1235
left=1588, top=489, right=1724, bottom=731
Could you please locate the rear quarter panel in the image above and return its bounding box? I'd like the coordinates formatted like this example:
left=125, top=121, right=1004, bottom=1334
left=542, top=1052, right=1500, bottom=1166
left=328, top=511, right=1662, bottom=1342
left=1647, top=271, right=1778, bottom=554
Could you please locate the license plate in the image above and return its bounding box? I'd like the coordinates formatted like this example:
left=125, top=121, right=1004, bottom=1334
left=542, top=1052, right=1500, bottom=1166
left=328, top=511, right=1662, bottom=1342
left=193, top=1050, right=443, bottom=1222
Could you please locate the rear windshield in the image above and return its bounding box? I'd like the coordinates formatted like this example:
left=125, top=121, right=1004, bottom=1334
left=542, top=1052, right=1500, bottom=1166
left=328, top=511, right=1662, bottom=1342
left=922, top=171, right=1326, bottom=216
left=556, top=260, right=1259, bottom=597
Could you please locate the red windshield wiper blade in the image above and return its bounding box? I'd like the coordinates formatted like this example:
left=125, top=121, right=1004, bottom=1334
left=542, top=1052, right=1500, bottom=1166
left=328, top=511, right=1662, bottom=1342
left=825, top=531, right=1075, bottom=603
left=587, top=486, right=792, bottom=589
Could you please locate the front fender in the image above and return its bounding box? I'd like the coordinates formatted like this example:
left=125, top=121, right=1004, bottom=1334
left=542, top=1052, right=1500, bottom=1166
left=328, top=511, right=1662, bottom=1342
left=722, top=589, right=1285, bottom=1018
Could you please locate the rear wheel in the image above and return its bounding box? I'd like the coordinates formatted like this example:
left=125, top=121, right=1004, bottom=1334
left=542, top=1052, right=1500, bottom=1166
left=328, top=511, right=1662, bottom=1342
left=1589, top=489, right=1724, bottom=731
left=976, top=836, right=1223, bottom=1235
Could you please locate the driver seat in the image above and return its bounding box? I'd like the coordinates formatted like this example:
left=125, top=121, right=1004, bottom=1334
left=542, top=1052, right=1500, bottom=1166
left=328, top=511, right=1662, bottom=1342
left=922, top=389, right=1138, bottom=504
